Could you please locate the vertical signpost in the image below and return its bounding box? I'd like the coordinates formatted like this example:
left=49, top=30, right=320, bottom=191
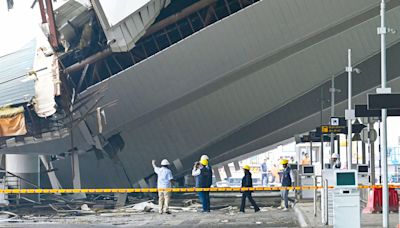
left=378, top=1, right=391, bottom=226
left=345, top=49, right=354, bottom=170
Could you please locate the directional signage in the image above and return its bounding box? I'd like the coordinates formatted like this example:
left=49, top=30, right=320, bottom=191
left=368, top=93, right=400, bottom=110
left=296, top=133, right=336, bottom=143
left=321, top=125, right=346, bottom=134
left=355, top=105, right=400, bottom=117
left=330, top=117, right=346, bottom=126
left=319, top=123, right=366, bottom=134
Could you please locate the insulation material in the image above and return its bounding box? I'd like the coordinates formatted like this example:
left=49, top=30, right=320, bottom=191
left=0, top=107, right=27, bottom=137
left=32, top=29, right=57, bottom=118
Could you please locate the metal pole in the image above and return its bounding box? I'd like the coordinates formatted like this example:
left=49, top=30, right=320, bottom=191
left=330, top=76, right=335, bottom=165
left=324, top=179, right=329, bottom=225
left=310, top=140, right=313, bottom=165
left=314, top=175, right=317, bottom=217
left=369, top=121, right=376, bottom=186
left=346, top=49, right=353, bottom=170
left=378, top=1, right=389, bottom=226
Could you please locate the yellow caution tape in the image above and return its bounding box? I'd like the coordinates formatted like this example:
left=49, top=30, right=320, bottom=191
left=0, top=185, right=398, bottom=194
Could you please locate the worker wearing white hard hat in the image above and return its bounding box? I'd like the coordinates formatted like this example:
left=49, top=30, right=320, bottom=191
left=152, top=159, right=174, bottom=214
left=331, top=153, right=341, bottom=169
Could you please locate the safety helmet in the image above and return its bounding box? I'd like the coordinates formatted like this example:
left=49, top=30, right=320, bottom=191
left=200, top=155, right=209, bottom=161
left=161, top=159, right=170, bottom=166
left=280, top=159, right=289, bottom=165
left=243, top=165, right=250, bottom=170
left=331, top=153, right=339, bottom=159
left=200, top=159, right=209, bottom=166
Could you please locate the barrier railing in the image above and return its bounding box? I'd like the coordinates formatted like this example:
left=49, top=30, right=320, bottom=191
left=0, top=185, right=398, bottom=194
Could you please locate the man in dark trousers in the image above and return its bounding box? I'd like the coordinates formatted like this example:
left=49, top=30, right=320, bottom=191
left=240, top=165, right=260, bottom=213
left=192, top=159, right=212, bottom=212
left=278, top=159, right=295, bottom=211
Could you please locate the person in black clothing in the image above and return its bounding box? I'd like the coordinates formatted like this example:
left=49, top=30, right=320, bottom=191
left=193, top=159, right=212, bottom=212
left=240, top=165, right=260, bottom=213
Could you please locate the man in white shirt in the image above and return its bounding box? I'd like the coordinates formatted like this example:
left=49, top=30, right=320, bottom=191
left=152, top=159, right=174, bottom=214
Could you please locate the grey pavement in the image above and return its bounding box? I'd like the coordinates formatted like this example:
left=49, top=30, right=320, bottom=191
left=0, top=206, right=299, bottom=227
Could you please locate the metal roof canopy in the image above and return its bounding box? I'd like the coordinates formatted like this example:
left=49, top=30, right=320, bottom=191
left=0, top=39, right=36, bottom=107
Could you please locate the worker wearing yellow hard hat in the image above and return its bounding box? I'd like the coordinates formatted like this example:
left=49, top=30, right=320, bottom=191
left=240, top=165, right=260, bottom=213
left=278, top=158, right=296, bottom=211
left=192, top=157, right=212, bottom=212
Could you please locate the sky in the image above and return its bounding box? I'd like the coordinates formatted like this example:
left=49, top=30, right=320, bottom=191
left=0, top=1, right=39, bottom=57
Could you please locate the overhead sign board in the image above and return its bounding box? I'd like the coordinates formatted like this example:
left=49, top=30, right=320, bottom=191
left=368, top=93, right=400, bottom=110
left=321, top=125, right=346, bottom=134
left=319, top=124, right=366, bottom=134
left=355, top=105, right=400, bottom=117
left=330, top=117, right=346, bottom=126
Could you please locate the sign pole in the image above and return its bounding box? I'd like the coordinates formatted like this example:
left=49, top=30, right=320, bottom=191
left=346, top=49, right=353, bottom=170
left=330, top=76, right=336, bottom=164
left=378, top=1, right=390, bottom=226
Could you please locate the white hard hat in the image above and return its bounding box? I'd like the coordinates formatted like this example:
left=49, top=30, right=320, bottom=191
left=200, top=155, right=209, bottom=160
left=161, top=159, right=170, bottom=166
left=332, top=153, right=339, bottom=159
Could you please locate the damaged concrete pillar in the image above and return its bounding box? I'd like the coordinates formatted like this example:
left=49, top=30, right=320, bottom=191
left=234, top=161, right=241, bottom=171
left=223, top=164, right=232, bottom=178
left=213, top=167, right=221, bottom=182
left=5, top=154, right=40, bottom=201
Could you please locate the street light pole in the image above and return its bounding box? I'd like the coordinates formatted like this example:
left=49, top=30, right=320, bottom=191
left=378, top=1, right=391, bottom=226
left=345, top=49, right=353, bottom=170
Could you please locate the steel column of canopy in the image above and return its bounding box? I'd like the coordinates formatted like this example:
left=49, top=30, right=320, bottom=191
left=345, top=49, right=353, bottom=170
left=378, top=0, right=390, bottom=226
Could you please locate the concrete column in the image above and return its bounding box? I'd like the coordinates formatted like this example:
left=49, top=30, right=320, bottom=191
left=39, top=155, right=62, bottom=189
left=6, top=154, right=40, bottom=201
left=223, top=164, right=232, bottom=178
left=234, top=161, right=240, bottom=171
left=213, top=167, right=221, bottom=182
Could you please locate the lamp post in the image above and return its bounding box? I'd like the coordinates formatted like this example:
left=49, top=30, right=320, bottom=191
left=345, top=49, right=360, bottom=170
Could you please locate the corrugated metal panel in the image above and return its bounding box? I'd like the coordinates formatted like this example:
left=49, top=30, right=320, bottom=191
left=92, top=0, right=170, bottom=52
left=0, top=39, right=36, bottom=106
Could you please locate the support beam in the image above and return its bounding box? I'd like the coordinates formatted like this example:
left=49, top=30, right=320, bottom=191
left=213, top=167, right=221, bottom=182
left=39, top=155, right=62, bottom=190
left=223, top=164, right=232, bottom=178
left=234, top=161, right=240, bottom=171
left=44, top=0, right=59, bottom=49
left=143, top=0, right=218, bottom=38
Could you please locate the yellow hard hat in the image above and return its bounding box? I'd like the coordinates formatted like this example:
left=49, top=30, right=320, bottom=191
left=243, top=165, right=250, bottom=170
left=280, top=159, right=289, bottom=165
left=200, top=159, right=209, bottom=166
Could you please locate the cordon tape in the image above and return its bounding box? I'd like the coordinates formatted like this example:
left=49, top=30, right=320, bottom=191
left=0, top=185, right=397, bottom=194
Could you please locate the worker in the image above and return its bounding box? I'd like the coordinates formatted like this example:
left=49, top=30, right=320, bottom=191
left=240, top=165, right=260, bottom=213
left=260, top=159, right=268, bottom=186
left=278, top=159, right=295, bottom=211
left=301, top=153, right=311, bottom=165
left=200, top=154, right=213, bottom=188
left=331, top=153, right=341, bottom=169
left=192, top=159, right=212, bottom=212
left=152, top=159, right=174, bottom=214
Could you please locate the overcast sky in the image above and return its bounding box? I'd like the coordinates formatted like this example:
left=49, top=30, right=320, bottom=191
left=0, top=1, right=40, bottom=56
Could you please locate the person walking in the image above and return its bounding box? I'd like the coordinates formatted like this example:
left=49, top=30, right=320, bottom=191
left=192, top=159, right=212, bottom=212
left=240, top=165, right=260, bottom=213
left=260, top=159, right=268, bottom=186
left=152, top=159, right=174, bottom=214
left=278, top=159, right=295, bottom=211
